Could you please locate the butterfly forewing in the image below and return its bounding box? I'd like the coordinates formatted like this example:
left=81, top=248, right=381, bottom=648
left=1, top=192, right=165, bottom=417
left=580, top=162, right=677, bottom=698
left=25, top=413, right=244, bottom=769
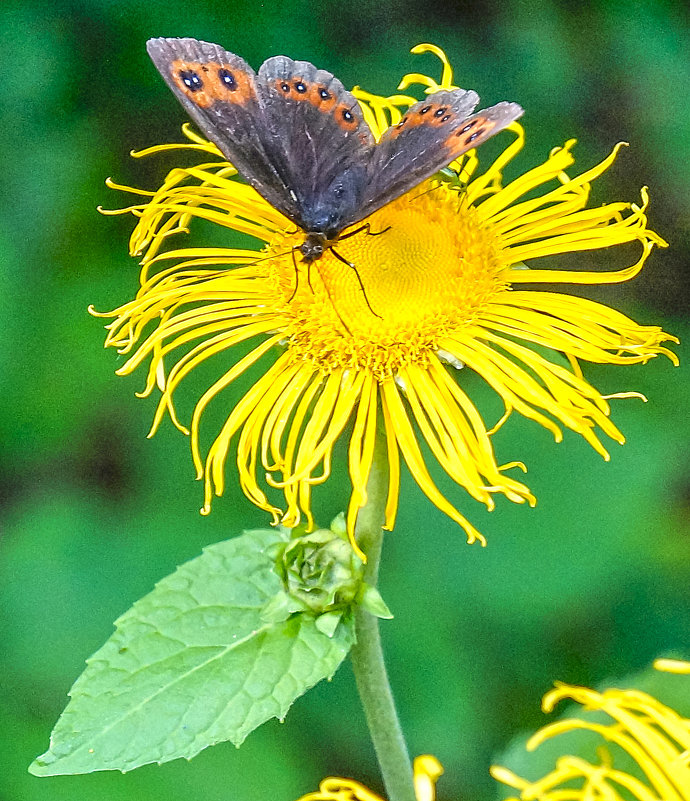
left=146, top=38, right=303, bottom=223
left=350, top=91, right=523, bottom=225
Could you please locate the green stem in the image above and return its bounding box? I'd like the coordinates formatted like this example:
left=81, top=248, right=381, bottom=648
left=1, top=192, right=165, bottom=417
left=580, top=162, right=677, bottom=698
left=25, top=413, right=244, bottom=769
left=350, top=434, right=416, bottom=801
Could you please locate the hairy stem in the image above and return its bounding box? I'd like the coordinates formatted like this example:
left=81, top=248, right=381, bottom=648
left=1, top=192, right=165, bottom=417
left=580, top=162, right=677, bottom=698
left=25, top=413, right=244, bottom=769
left=350, top=433, right=416, bottom=801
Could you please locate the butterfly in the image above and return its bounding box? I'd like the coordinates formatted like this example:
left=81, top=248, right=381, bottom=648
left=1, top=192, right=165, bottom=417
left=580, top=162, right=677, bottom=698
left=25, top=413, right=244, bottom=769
left=147, top=38, right=523, bottom=265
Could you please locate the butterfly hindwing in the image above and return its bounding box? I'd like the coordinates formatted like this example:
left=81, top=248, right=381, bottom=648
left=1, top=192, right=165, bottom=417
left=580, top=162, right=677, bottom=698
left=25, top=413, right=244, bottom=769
left=350, top=90, right=523, bottom=225
left=146, top=38, right=303, bottom=222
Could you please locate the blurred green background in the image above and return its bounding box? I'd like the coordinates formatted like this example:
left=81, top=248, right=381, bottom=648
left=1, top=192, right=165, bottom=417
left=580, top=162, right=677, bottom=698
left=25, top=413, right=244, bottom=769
left=2, top=0, right=688, bottom=799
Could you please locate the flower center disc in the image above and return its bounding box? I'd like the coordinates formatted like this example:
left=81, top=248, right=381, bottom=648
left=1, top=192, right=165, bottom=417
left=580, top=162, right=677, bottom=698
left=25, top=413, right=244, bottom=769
left=268, top=183, right=507, bottom=376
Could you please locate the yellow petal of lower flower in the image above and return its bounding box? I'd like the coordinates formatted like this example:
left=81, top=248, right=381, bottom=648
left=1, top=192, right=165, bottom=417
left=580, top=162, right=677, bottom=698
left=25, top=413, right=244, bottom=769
left=413, top=755, right=444, bottom=801
left=296, top=776, right=385, bottom=801
left=294, top=754, right=444, bottom=801
left=492, top=660, right=690, bottom=801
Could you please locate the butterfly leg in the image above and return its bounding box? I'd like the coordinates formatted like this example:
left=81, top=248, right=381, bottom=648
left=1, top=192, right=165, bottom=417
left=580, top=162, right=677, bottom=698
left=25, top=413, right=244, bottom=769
left=285, top=247, right=328, bottom=307
left=338, top=224, right=368, bottom=241
left=306, top=261, right=316, bottom=294
left=339, top=223, right=391, bottom=241
left=364, top=224, right=391, bottom=237
left=307, top=263, right=353, bottom=336
left=287, top=246, right=303, bottom=304
left=330, top=246, right=383, bottom=320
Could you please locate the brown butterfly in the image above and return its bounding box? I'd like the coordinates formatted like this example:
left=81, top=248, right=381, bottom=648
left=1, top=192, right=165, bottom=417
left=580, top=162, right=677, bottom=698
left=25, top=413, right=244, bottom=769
left=147, top=38, right=523, bottom=264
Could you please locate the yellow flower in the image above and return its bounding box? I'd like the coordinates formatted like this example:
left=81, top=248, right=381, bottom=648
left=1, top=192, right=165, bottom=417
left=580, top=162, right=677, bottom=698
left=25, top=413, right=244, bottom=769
left=295, top=754, right=443, bottom=801
left=491, top=659, right=690, bottom=801
left=96, top=45, right=677, bottom=558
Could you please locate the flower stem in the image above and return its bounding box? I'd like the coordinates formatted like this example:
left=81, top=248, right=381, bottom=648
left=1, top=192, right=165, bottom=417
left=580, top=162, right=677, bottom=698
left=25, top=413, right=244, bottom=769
left=350, top=433, right=416, bottom=801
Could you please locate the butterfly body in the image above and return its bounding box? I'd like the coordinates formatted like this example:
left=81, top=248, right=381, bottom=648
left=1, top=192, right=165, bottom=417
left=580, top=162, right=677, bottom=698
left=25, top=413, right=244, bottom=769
left=146, top=38, right=523, bottom=264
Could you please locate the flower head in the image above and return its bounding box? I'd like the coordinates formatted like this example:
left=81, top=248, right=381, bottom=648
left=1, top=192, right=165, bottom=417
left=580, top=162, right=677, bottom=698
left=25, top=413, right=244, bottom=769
left=491, top=658, right=690, bottom=801
left=96, top=45, right=677, bottom=557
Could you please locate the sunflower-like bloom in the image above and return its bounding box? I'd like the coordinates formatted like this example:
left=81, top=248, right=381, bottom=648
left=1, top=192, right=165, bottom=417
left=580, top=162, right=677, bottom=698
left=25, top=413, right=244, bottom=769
left=295, top=754, right=443, bottom=801
left=96, top=45, right=677, bottom=556
left=491, top=659, right=690, bottom=801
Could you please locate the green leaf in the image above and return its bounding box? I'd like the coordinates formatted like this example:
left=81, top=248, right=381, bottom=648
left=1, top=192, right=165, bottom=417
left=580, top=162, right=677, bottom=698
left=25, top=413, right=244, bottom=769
left=30, top=528, right=355, bottom=776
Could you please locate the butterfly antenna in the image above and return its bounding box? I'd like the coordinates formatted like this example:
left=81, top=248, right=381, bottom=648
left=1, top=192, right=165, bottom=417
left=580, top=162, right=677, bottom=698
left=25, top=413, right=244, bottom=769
left=243, top=245, right=307, bottom=307
left=330, top=246, right=383, bottom=320
left=245, top=246, right=296, bottom=268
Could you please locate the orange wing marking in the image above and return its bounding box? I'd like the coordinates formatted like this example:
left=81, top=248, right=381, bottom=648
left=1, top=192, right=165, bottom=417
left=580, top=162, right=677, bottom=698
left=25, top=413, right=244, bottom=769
left=334, top=103, right=360, bottom=131
left=444, top=116, right=497, bottom=154
left=172, top=59, right=255, bottom=107
left=387, top=102, right=456, bottom=139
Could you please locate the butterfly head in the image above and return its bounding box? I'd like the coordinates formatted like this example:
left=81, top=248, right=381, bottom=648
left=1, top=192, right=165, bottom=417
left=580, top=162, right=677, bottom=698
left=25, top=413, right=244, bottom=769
left=299, top=232, right=330, bottom=263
